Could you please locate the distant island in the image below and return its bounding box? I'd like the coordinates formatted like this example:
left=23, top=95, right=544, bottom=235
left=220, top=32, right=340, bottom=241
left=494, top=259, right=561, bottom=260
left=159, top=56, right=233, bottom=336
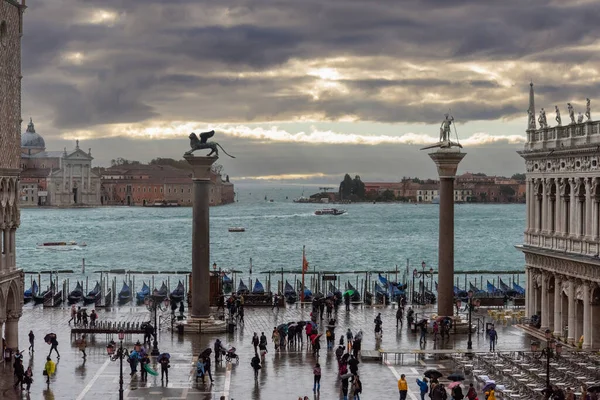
left=301, top=173, right=526, bottom=204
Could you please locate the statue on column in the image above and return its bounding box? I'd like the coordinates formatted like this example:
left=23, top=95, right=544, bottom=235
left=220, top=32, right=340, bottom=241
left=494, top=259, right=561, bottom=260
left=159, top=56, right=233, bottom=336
left=568, top=103, right=576, bottom=124
left=421, top=113, right=462, bottom=150
left=578, top=112, right=584, bottom=124
left=184, top=130, right=236, bottom=158
left=538, top=108, right=548, bottom=128
left=555, top=106, right=561, bottom=126
left=585, top=98, right=591, bottom=121
left=528, top=109, right=536, bottom=129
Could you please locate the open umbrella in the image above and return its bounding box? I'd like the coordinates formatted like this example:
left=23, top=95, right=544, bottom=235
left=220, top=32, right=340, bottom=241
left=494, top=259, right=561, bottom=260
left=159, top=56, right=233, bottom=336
left=417, top=319, right=428, bottom=326
left=448, top=382, right=461, bottom=390
left=311, top=333, right=323, bottom=344
left=447, top=372, right=465, bottom=382
left=157, top=353, right=170, bottom=362
left=482, top=382, right=496, bottom=393
left=343, top=289, right=355, bottom=297
left=424, top=369, right=443, bottom=379
left=588, top=385, right=600, bottom=393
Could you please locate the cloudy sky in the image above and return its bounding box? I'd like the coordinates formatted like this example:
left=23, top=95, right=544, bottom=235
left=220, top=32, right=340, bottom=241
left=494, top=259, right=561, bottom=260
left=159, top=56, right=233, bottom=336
left=21, top=0, right=600, bottom=183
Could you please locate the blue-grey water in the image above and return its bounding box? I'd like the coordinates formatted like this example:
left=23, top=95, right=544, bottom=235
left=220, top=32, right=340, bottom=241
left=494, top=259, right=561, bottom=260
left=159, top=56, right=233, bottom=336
left=18, top=184, right=525, bottom=291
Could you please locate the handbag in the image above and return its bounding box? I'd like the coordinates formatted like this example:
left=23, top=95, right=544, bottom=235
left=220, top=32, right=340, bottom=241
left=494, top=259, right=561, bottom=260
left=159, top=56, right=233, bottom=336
left=43, top=370, right=48, bottom=376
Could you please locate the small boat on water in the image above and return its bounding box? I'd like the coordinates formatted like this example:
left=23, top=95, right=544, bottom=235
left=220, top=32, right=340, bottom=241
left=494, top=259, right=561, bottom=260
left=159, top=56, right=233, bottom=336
left=223, top=274, right=232, bottom=294
left=118, top=281, right=132, bottom=305
left=169, top=281, right=185, bottom=303
left=237, top=279, right=249, bottom=295
left=83, top=282, right=101, bottom=305
left=24, top=280, right=38, bottom=303
left=284, top=281, right=297, bottom=304
left=374, top=283, right=389, bottom=304
left=34, top=283, right=54, bottom=305
left=252, top=279, right=265, bottom=294
left=67, top=281, right=84, bottom=304
left=36, top=241, right=86, bottom=250
left=314, top=208, right=346, bottom=216
left=228, top=227, right=245, bottom=232
left=136, top=282, right=150, bottom=303
left=152, top=282, right=169, bottom=302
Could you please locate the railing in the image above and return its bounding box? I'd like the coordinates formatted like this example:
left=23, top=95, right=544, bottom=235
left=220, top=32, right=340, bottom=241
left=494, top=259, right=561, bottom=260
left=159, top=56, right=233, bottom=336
left=527, top=120, right=600, bottom=149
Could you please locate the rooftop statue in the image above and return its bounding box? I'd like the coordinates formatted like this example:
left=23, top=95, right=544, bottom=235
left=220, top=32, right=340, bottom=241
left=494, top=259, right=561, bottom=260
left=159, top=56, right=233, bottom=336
left=184, top=130, right=236, bottom=158
left=568, top=103, right=576, bottom=124
left=586, top=98, right=591, bottom=121
left=555, top=106, right=561, bottom=126
left=421, top=113, right=462, bottom=150
left=528, top=109, right=536, bottom=129
left=538, top=108, right=548, bottom=128
left=578, top=112, right=584, bottom=124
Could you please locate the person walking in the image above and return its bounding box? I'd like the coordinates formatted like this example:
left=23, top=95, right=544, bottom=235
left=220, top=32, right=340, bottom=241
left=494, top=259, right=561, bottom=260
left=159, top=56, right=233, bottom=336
left=68, top=305, right=77, bottom=325
left=159, top=354, right=170, bottom=383
left=44, top=357, right=55, bottom=385
left=251, top=332, right=259, bottom=354
left=28, top=330, right=34, bottom=352
left=346, top=328, right=353, bottom=352
left=238, top=306, right=245, bottom=324
left=466, top=383, right=478, bottom=400
left=77, top=334, right=87, bottom=359
left=396, top=308, right=403, bottom=328
left=352, top=375, right=362, bottom=400
left=24, top=366, right=33, bottom=392
left=204, top=356, right=214, bottom=383
left=432, top=383, right=448, bottom=400
left=90, top=310, right=98, bottom=327
left=313, top=362, right=321, bottom=392
left=76, top=306, right=82, bottom=325
left=398, top=374, right=408, bottom=400
left=48, top=335, right=60, bottom=358
left=214, top=339, right=223, bottom=363
left=259, top=332, right=268, bottom=352
left=250, top=353, right=261, bottom=380
left=419, top=322, right=427, bottom=345
left=488, top=325, right=498, bottom=352
left=341, top=374, right=350, bottom=400
left=345, top=293, right=350, bottom=311
left=416, top=377, right=429, bottom=400
left=272, top=328, right=280, bottom=351
left=14, top=357, right=24, bottom=389
left=140, top=353, right=150, bottom=382
left=82, top=309, right=89, bottom=327
left=452, top=384, right=464, bottom=400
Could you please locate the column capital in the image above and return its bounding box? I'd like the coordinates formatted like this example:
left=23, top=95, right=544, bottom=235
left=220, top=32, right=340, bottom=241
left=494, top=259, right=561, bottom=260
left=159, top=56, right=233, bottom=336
left=427, top=149, right=466, bottom=178
left=7, top=312, right=22, bottom=321
left=184, top=155, right=218, bottom=180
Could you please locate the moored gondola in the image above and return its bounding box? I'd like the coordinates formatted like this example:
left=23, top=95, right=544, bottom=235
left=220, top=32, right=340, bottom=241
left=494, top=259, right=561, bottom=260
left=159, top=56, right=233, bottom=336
left=152, top=282, right=168, bottom=302
left=67, top=281, right=84, bottom=304
left=374, top=283, right=389, bottom=304
left=24, top=280, right=38, bottom=304
left=237, top=279, right=249, bottom=295
left=83, top=282, right=102, bottom=305
left=34, top=283, right=54, bottom=305
left=136, top=282, right=150, bottom=303
left=169, top=281, right=185, bottom=303
left=118, top=281, right=132, bottom=305
left=252, top=279, right=265, bottom=294
left=223, top=274, right=232, bottom=294
left=284, top=280, right=297, bottom=304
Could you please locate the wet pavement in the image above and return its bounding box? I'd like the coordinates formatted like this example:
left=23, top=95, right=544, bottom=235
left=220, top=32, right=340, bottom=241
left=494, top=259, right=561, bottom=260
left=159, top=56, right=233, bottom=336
left=0, top=303, right=534, bottom=399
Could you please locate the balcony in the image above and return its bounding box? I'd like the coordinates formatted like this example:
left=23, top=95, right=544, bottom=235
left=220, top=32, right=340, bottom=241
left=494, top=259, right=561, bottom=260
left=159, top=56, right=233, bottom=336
left=526, top=120, right=600, bottom=151
left=524, top=230, right=600, bottom=257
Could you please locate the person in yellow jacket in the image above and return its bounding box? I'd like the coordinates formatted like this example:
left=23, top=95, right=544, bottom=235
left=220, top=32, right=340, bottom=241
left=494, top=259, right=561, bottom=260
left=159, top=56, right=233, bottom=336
left=398, top=374, right=408, bottom=400
left=484, top=388, right=496, bottom=400
left=44, top=356, right=56, bottom=385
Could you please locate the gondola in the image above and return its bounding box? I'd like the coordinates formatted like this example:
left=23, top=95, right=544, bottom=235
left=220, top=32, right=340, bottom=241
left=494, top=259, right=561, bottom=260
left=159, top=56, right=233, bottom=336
left=486, top=281, right=503, bottom=296
left=374, top=283, right=389, bottom=304
left=512, top=282, right=525, bottom=296
left=302, top=286, right=312, bottom=302
left=83, top=282, right=102, bottom=305
left=499, top=279, right=518, bottom=297
left=347, top=282, right=361, bottom=302
left=136, top=282, right=150, bottom=303
left=24, top=280, right=38, bottom=303
left=284, top=280, right=297, bottom=304
left=67, top=281, right=84, bottom=304
left=237, top=279, right=249, bottom=295
left=118, top=281, right=132, bottom=305
left=252, top=279, right=265, bottom=294
left=169, top=281, right=185, bottom=303
left=364, top=290, right=373, bottom=304
left=453, top=285, right=469, bottom=300
left=152, top=282, right=168, bottom=302
left=223, top=274, right=232, bottom=294
left=34, top=283, right=54, bottom=305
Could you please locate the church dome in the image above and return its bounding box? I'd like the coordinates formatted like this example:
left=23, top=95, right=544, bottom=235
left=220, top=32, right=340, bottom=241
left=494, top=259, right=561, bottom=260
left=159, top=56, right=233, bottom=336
left=21, top=118, right=45, bottom=149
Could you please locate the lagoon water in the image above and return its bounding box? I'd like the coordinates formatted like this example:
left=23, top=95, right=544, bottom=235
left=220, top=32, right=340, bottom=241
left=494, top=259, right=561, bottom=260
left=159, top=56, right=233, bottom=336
left=18, top=185, right=526, bottom=290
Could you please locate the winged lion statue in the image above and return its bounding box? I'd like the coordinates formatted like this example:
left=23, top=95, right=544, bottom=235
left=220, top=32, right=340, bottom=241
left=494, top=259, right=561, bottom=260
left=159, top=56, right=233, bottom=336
left=184, top=130, right=235, bottom=158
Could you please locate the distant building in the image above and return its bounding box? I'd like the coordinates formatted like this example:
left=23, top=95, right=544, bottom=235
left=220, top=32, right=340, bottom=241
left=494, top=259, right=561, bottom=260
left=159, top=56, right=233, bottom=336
left=20, top=119, right=101, bottom=206
left=100, top=164, right=234, bottom=206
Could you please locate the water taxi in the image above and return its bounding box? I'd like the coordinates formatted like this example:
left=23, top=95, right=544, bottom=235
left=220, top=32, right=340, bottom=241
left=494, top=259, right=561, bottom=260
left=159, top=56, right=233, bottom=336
left=314, top=208, right=346, bottom=216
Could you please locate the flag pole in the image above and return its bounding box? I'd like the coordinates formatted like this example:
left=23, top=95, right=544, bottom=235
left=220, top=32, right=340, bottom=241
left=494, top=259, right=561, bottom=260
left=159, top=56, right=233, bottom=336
left=301, top=245, right=305, bottom=303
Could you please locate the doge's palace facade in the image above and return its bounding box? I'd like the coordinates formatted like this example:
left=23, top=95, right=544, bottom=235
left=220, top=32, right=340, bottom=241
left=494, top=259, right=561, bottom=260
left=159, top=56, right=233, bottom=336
left=0, top=0, right=25, bottom=350
left=519, top=84, right=600, bottom=348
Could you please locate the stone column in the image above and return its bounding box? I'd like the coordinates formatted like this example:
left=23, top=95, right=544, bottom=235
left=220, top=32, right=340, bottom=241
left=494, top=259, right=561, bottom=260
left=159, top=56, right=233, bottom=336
left=583, top=283, right=591, bottom=349
left=526, top=179, right=532, bottom=232
left=428, top=148, right=466, bottom=317
left=0, top=227, right=4, bottom=272
left=585, top=179, right=593, bottom=237
left=9, top=228, right=16, bottom=269
left=4, top=313, right=21, bottom=350
left=568, top=280, right=576, bottom=344
left=87, top=165, right=91, bottom=195
left=541, top=273, right=549, bottom=330
left=555, top=183, right=562, bottom=234
left=525, top=268, right=531, bottom=317
left=570, top=179, right=577, bottom=236
left=554, top=276, right=562, bottom=337
left=541, top=179, right=548, bottom=233
left=4, top=227, right=10, bottom=269
left=184, top=155, right=217, bottom=319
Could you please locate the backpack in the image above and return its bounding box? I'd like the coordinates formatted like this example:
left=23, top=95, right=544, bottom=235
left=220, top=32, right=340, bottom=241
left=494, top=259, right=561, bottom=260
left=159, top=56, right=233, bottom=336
left=326, top=330, right=331, bottom=338
left=467, top=388, right=477, bottom=400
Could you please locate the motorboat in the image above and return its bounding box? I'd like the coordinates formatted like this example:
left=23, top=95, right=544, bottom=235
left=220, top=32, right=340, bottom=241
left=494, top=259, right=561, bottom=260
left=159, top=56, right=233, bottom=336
left=314, top=208, right=346, bottom=216
left=36, top=241, right=86, bottom=249
left=67, top=281, right=84, bottom=304
left=136, top=282, right=150, bottom=303
left=237, top=279, right=249, bottom=295
left=118, top=281, right=132, bottom=305
left=284, top=280, right=297, bottom=304
left=83, top=282, right=102, bottom=305
left=169, top=281, right=185, bottom=303
left=228, top=227, right=245, bottom=232
left=152, top=282, right=169, bottom=302
left=24, top=280, right=38, bottom=303
left=252, top=279, right=265, bottom=295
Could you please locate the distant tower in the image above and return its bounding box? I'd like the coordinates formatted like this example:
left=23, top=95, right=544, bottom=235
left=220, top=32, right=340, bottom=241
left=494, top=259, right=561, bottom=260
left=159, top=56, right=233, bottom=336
left=528, top=82, right=536, bottom=130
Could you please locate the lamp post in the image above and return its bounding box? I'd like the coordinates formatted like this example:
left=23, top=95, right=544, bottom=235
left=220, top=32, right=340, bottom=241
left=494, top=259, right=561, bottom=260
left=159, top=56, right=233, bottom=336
left=467, top=290, right=473, bottom=350
left=421, top=261, right=426, bottom=302
left=146, top=295, right=162, bottom=356
left=212, top=262, right=217, bottom=271
left=531, top=329, right=562, bottom=392
left=107, top=330, right=128, bottom=400
left=413, top=262, right=434, bottom=305
left=412, top=269, right=417, bottom=304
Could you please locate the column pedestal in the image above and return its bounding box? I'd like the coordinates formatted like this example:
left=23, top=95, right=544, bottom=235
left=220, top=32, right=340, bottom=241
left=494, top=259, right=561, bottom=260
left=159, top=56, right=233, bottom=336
left=5, top=314, right=20, bottom=349
left=428, top=148, right=466, bottom=317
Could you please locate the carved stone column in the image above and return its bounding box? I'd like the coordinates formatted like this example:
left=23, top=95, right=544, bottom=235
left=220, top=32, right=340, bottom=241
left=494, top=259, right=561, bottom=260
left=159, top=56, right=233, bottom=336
left=585, top=178, right=593, bottom=238
left=570, top=178, right=577, bottom=236
left=593, top=179, right=599, bottom=240
left=554, top=275, right=562, bottom=337
left=4, top=312, right=21, bottom=350
left=525, top=267, right=531, bottom=318
left=555, top=179, right=563, bottom=234
left=0, top=225, right=4, bottom=272
left=568, top=280, right=576, bottom=344
left=4, top=226, right=10, bottom=269
left=541, top=179, right=548, bottom=233
left=541, top=273, right=549, bottom=330
left=526, top=178, right=532, bottom=233
left=583, top=283, right=591, bottom=349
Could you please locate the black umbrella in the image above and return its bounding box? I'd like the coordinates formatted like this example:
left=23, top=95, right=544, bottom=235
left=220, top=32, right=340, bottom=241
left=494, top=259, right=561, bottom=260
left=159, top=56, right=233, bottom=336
left=416, top=319, right=428, bottom=326
left=588, top=385, right=600, bottom=393
left=424, top=369, right=443, bottom=379
left=447, top=372, right=466, bottom=382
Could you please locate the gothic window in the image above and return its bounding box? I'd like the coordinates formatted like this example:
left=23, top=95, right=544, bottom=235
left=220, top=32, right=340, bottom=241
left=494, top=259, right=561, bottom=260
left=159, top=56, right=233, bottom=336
left=0, top=21, right=6, bottom=47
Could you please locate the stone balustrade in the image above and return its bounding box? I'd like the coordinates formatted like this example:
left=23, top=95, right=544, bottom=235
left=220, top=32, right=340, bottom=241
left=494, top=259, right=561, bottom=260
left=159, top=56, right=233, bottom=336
left=526, top=120, right=600, bottom=150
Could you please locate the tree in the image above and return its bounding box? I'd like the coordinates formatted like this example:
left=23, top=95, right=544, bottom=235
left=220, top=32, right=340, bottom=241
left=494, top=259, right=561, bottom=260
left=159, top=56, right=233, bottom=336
left=380, top=189, right=395, bottom=202
left=499, top=185, right=516, bottom=196
left=111, top=158, right=140, bottom=167
left=339, top=174, right=354, bottom=199
left=479, top=192, right=487, bottom=202
left=511, top=173, right=526, bottom=181
left=352, top=175, right=366, bottom=199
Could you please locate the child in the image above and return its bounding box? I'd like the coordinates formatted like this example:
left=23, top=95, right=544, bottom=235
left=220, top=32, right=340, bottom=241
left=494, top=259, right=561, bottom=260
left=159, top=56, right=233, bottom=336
left=313, top=363, right=321, bottom=392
